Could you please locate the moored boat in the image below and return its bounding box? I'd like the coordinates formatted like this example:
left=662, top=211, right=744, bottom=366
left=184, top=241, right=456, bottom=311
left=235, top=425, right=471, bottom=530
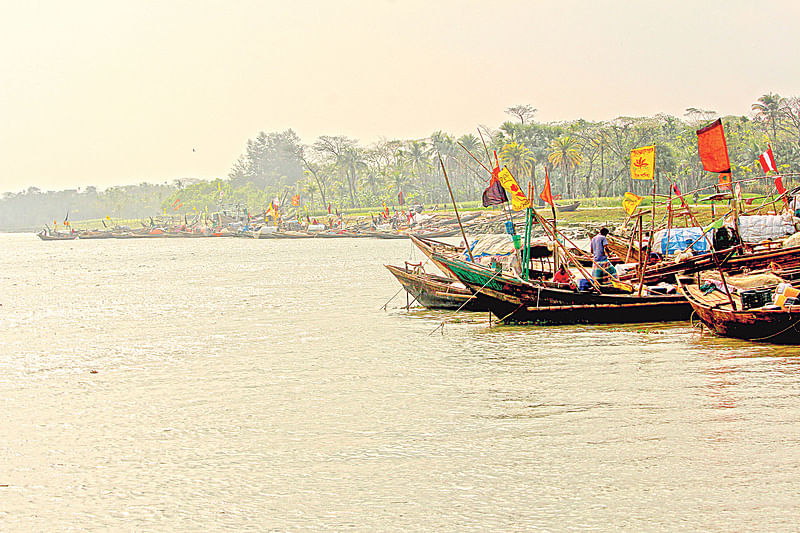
left=676, top=274, right=800, bottom=344
left=37, top=230, right=77, bottom=241
left=385, top=263, right=484, bottom=310
left=556, top=201, right=580, bottom=212
left=620, top=245, right=800, bottom=285
left=433, top=251, right=691, bottom=325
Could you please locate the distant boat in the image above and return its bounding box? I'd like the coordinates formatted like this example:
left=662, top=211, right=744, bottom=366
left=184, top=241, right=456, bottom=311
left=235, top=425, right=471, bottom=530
left=78, top=230, right=114, bottom=239
left=556, top=201, right=580, bottom=212
left=37, top=230, right=77, bottom=241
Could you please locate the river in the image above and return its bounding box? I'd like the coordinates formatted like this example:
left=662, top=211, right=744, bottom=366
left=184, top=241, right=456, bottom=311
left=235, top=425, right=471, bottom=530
left=1, top=233, right=799, bottom=531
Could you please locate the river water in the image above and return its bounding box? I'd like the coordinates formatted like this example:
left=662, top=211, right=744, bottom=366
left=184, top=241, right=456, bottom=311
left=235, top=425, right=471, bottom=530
left=1, top=233, right=800, bottom=531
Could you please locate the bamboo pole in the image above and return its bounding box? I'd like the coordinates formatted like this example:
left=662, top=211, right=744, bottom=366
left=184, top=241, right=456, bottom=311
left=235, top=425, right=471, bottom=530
left=531, top=209, right=602, bottom=292
left=438, top=154, right=474, bottom=262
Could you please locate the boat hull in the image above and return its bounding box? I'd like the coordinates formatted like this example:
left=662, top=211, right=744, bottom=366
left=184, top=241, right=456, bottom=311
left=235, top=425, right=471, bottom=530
left=434, top=252, right=691, bottom=325
left=690, top=304, right=800, bottom=344
left=385, top=265, right=484, bottom=311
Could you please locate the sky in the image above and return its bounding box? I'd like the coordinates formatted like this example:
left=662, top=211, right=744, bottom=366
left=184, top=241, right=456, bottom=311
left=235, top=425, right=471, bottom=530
left=1, top=0, right=799, bottom=194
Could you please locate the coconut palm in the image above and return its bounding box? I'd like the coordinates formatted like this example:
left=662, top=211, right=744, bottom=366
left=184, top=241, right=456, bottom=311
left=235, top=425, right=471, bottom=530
left=499, top=142, right=535, bottom=187
left=752, top=93, right=786, bottom=142
left=548, top=135, right=583, bottom=198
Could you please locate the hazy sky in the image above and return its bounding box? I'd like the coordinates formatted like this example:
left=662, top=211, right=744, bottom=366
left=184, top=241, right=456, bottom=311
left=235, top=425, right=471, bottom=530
left=2, top=0, right=798, bottom=193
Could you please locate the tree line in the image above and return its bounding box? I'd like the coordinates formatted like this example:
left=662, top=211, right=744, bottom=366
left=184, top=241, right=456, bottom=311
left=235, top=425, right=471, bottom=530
left=2, top=93, right=799, bottom=230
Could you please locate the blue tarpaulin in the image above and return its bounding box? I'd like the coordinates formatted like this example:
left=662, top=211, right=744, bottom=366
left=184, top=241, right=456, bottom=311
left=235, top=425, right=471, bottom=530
left=653, top=227, right=710, bottom=256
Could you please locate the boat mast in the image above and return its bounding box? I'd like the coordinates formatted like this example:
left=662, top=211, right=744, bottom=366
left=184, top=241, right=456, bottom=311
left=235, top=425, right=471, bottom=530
left=438, top=154, right=474, bottom=263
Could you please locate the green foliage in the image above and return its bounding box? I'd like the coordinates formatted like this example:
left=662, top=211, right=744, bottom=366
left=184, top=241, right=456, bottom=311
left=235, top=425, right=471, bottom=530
left=7, top=93, right=800, bottom=231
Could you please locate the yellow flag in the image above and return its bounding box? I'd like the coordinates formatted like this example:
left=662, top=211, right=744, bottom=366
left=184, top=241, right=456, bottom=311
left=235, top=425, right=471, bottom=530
left=497, top=167, right=531, bottom=211
left=630, top=145, right=655, bottom=180
left=622, top=192, right=642, bottom=215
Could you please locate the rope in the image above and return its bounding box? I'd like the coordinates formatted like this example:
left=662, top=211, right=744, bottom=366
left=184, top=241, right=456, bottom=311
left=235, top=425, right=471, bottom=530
left=428, top=268, right=504, bottom=335
left=380, top=256, right=432, bottom=311
left=747, top=315, right=800, bottom=342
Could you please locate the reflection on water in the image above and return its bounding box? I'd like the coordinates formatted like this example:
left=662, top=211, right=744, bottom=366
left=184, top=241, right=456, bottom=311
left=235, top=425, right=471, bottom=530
left=1, top=233, right=800, bottom=531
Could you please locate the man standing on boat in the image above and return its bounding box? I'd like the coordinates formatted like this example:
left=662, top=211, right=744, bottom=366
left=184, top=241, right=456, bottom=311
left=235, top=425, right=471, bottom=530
left=590, top=227, right=615, bottom=285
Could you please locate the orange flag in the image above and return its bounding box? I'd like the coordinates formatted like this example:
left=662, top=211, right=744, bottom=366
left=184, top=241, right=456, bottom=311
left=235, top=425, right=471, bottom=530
left=696, top=119, right=731, bottom=173
left=540, top=167, right=554, bottom=207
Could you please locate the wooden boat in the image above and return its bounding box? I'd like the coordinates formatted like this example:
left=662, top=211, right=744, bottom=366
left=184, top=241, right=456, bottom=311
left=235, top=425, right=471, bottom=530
left=365, top=230, right=409, bottom=239
left=436, top=212, right=481, bottom=225
left=432, top=251, right=691, bottom=325
left=385, top=263, right=484, bottom=311
left=37, top=230, right=77, bottom=241
left=411, top=234, right=560, bottom=281
left=620, top=245, right=800, bottom=285
left=78, top=230, right=114, bottom=239
left=415, top=228, right=460, bottom=238
left=556, top=201, right=580, bottom=212
left=409, top=234, right=466, bottom=278
left=677, top=275, right=800, bottom=344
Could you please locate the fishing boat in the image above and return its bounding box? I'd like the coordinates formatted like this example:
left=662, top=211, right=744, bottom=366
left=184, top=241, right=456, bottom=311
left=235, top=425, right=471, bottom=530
left=411, top=233, right=578, bottom=280
left=385, top=263, right=484, bottom=310
left=620, top=245, right=800, bottom=285
left=676, top=275, right=800, bottom=344
left=78, top=230, right=114, bottom=239
left=415, top=228, right=460, bottom=238
left=436, top=212, right=482, bottom=226
left=556, top=201, right=580, bottom=212
left=37, top=230, right=78, bottom=241
left=433, top=251, right=691, bottom=325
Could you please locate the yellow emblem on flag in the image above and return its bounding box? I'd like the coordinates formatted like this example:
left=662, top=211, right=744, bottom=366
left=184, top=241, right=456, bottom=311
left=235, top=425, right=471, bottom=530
left=496, top=167, right=531, bottom=211
left=630, top=145, right=655, bottom=180
left=622, top=192, right=642, bottom=215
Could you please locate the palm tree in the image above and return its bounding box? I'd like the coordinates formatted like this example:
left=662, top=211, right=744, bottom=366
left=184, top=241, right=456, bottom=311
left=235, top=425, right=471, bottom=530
left=548, top=135, right=583, bottom=198
left=457, top=134, right=481, bottom=159
left=752, top=92, right=786, bottom=142
left=339, top=147, right=367, bottom=208
left=499, top=142, right=536, bottom=190
left=401, top=140, right=432, bottom=198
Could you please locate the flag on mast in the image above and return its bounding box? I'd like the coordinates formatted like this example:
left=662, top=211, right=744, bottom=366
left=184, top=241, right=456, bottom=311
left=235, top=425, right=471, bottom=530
left=622, top=192, right=642, bottom=215
left=496, top=167, right=531, bottom=211
left=696, top=119, right=731, bottom=173
left=630, top=145, right=655, bottom=180
left=759, top=145, right=777, bottom=173
left=482, top=166, right=508, bottom=207
left=539, top=167, right=554, bottom=207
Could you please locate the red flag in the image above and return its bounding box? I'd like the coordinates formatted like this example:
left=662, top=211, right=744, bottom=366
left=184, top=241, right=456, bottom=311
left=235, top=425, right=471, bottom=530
left=759, top=145, right=777, bottom=173
left=540, top=167, right=554, bottom=207
left=696, top=119, right=731, bottom=173
left=671, top=181, right=688, bottom=208
left=327, top=203, right=331, bottom=215
left=398, top=190, right=404, bottom=205
left=775, top=176, right=787, bottom=195
left=774, top=176, right=790, bottom=208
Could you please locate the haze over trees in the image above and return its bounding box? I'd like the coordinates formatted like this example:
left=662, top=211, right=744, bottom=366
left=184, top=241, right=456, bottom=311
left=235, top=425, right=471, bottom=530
left=3, top=93, right=800, bottom=230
